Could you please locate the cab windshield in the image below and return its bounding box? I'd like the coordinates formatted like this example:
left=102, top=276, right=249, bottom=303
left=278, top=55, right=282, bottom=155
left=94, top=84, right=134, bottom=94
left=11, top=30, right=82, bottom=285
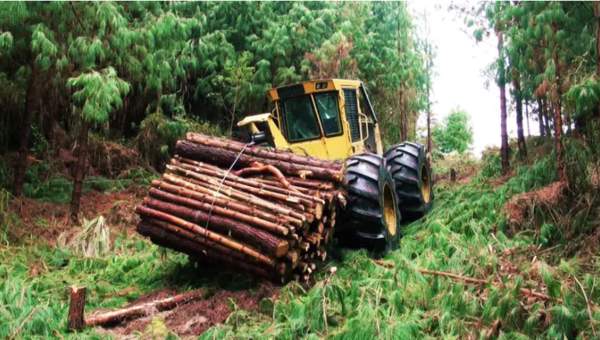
left=281, top=96, right=321, bottom=142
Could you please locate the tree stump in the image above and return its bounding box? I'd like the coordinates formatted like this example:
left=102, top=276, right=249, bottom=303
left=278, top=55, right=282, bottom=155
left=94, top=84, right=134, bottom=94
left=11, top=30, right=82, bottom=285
left=67, top=286, right=86, bottom=331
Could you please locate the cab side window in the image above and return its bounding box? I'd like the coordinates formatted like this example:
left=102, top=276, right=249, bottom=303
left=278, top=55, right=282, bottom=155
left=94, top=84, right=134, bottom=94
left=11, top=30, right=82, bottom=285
left=314, top=92, right=342, bottom=136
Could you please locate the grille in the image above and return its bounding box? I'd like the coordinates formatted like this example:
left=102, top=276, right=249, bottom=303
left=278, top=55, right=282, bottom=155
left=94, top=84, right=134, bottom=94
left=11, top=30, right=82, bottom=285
left=344, top=89, right=360, bottom=142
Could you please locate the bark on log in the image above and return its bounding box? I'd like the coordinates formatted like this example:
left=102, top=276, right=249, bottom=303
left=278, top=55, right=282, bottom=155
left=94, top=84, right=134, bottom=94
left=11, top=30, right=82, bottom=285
left=138, top=219, right=249, bottom=263
left=136, top=205, right=275, bottom=267
left=143, top=198, right=289, bottom=258
left=186, top=132, right=342, bottom=171
left=67, top=286, right=86, bottom=331
left=157, top=176, right=303, bottom=228
left=149, top=187, right=290, bottom=237
left=176, top=140, right=342, bottom=183
left=85, top=289, right=205, bottom=327
left=175, top=157, right=325, bottom=205
left=136, top=134, right=343, bottom=283
left=165, top=168, right=307, bottom=222
left=170, top=162, right=303, bottom=205
left=265, top=175, right=336, bottom=191
left=138, top=221, right=274, bottom=278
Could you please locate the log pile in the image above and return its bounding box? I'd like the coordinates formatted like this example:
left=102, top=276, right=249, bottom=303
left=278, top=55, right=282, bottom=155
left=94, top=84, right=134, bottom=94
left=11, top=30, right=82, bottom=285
left=136, top=132, right=345, bottom=283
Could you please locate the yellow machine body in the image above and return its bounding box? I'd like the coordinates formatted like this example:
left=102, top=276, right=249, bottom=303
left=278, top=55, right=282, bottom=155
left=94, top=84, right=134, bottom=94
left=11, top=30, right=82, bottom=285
left=237, top=79, right=384, bottom=161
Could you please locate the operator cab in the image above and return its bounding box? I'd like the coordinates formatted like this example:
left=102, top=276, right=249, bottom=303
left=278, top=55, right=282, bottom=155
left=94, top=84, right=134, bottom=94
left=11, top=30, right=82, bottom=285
left=237, top=79, right=383, bottom=160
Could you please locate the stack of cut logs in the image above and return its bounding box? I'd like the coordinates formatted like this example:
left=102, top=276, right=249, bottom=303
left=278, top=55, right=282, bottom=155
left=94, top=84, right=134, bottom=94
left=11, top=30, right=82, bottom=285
left=136, top=133, right=346, bottom=283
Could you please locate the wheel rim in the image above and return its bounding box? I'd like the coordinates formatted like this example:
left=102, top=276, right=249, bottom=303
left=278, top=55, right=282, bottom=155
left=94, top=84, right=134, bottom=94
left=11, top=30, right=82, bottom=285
left=421, top=165, right=431, bottom=203
left=382, top=183, right=397, bottom=236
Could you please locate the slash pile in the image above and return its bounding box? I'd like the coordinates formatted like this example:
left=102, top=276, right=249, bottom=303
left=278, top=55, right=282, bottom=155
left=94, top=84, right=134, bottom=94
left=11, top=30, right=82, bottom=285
left=135, top=133, right=346, bottom=283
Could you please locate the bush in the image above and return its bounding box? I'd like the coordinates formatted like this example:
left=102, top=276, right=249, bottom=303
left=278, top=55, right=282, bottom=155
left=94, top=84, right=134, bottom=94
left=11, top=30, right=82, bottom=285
left=479, top=152, right=502, bottom=179
left=432, top=109, right=473, bottom=154
left=136, top=112, right=222, bottom=170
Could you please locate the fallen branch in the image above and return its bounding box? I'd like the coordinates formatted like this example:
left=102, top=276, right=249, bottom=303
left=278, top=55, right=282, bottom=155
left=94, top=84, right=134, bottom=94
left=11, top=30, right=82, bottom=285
left=417, top=268, right=560, bottom=302
left=235, top=161, right=295, bottom=190
left=84, top=289, right=205, bottom=327
left=573, top=274, right=597, bottom=337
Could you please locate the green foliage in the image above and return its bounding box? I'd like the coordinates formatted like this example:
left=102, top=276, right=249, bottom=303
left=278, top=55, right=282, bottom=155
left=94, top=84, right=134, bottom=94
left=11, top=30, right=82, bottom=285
left=0, top=188, right=19, bottom=245
left=0, top=2, right=429, bottom=159
left=432, top=108, right=473, bottom=154
left=206, top=153, right=596, bottom=338
left=0, top=235, right=193, bottom=338
left=137, top=112, right=222, bottom=169
left=22, top=162, right=152, bottom=203
left=2, top=148, right=598, bottom=338
left=68, top=67, right=130, bottom=124
left=480, top=152, right=502, bottom=179
left=30, top=124, right=48, bottom=157
left=0, top=31, right=12, bottom=53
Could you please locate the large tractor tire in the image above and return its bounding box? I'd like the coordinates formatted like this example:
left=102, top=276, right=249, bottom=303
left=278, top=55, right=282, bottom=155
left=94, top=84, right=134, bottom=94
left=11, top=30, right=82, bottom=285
left=339, top=153, right=401, bottom=255
left=384, top=142, right=433, bottom=222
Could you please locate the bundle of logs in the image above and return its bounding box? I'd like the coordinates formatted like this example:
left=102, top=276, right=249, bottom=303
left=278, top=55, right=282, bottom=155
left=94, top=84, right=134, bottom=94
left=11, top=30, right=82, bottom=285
left=135, top=132, right=346, bottom=283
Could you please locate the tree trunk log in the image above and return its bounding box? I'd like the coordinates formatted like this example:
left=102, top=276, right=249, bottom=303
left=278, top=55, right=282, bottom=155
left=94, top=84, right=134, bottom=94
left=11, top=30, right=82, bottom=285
left=67, top=286, right=86, bottom=331
left=143, top=197, right=289, bottom=258
left=136, top=205, right=275, bottom=267
left=497, top=30, right=510, bottom=175
left=513, top=75, right=527, bottom=160
left=186, top=132, right=342, bottom=171
left=70, top=120, right=90, bottom=222
left=13, top=65, right=38, bottom=197
left=138, top=220, right=275, bottom=277
left=174, top=157, right=324, bottom=205
left=164, top=168, right=306, bottom=222
left=149, top=188, right=290, bottom=237
left=85, top=289, right=205, bottom=327
left=152, top=178, right=299, bottom=231
left=176, top=140, right=342, bottom=183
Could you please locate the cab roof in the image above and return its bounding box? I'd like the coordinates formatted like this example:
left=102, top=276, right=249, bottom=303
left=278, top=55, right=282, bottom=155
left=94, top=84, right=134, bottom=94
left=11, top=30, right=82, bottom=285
left=268, top=79, right=363, bottom=101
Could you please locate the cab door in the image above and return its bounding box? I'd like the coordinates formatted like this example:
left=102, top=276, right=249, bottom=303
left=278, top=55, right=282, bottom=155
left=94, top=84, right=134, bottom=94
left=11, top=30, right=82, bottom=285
left=279, top=95, right=329, bottom=159
left=313, top=91, right=352, bottom=160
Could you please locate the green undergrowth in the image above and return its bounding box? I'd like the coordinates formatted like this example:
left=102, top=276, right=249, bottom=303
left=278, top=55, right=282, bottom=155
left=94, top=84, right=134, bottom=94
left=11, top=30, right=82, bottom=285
left=0, top=232, right=266, bottom=339
left=204, top=153, right=599, bottom=339
left=21, top=163, right=157, bottom=204
left=2, top=140, right=599, bottom=339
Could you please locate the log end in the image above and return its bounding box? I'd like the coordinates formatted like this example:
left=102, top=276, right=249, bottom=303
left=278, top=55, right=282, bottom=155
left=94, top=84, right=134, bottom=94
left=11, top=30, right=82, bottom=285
left=275, top=240, right=290, bottom=258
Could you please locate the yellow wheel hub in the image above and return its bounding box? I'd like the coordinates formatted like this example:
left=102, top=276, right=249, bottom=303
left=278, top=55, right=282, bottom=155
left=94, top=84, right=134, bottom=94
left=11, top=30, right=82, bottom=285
left=421, top=165, right=431, bottom=203
left=382, top=184, right=397, bottom=236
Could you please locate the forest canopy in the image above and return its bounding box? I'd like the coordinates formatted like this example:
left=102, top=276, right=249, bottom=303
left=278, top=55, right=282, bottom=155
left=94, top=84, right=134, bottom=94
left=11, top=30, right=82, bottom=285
left=0, top=1, right=428, bottom=152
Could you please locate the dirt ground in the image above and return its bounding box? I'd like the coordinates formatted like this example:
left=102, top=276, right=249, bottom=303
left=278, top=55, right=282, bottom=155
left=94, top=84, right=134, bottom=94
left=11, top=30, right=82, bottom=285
left=96, top=282, right=279, bottom=338
left=8, top=186, right=145, bottom=245
left=504, top=180, right=568, bottom=227
left=8, top=184, right=279, bottom=337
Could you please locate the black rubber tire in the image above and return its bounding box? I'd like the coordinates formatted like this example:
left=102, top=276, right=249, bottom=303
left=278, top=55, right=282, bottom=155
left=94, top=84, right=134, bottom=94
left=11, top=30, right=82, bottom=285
left=339, top=153, right=401, bottom=256
left=384, top=142, right=433, bottom=222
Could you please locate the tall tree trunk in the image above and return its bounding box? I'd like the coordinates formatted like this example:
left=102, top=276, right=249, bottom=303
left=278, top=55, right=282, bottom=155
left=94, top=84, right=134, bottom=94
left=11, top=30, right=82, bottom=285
left=13, top=65, right=38, bottom=197
left=537, top=98, right=545, bottom=137
left=497, top=31, right=510, bottom=175
left=552, top=29, right=565, bottom=182
left=513, top=75, right=527, bottom=160
left=398, top=96, right=408, bottom=142
left=542, top=98, right=552, bottom=137
left=525, top=99, right=531, bottom=137
left=595, top=2, right=600, bottom=118
left=426, top=109, right=432, bottom=153
left=70, top=120, right=90, bottom=222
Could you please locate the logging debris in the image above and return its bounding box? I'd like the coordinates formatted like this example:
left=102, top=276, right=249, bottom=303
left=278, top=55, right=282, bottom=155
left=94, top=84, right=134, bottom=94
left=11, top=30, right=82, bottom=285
left=135, top=133, right=345, bottom=283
